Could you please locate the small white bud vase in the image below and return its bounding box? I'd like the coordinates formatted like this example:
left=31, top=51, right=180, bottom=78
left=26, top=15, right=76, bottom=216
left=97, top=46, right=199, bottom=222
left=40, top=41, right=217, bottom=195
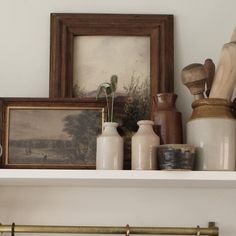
left=96, top=122, right=124, bottom=170
left=131, top=120, right=160, bottom=170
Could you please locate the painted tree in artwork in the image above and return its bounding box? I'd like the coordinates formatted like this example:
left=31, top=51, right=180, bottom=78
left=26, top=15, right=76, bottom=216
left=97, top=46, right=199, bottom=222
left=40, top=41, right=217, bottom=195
left=122, top=76, right=151, bottom=132
left=63, top=110, right=102, bottom=164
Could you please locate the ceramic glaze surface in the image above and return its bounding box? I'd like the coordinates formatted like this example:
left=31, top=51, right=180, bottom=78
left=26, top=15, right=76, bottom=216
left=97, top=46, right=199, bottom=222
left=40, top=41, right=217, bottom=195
left=96, top=122, right=123, bottom=170
left=157, top=144, right=195, bottom=170
left=187, top=118, right=236, bottom=170
left=153, top=93, right=183, bottom=144
left=132, top=120, right=160, bottom=170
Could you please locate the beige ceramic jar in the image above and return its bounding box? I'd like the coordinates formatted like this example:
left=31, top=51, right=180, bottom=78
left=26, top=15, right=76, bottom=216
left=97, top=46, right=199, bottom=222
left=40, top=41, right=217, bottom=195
left=131, top=120, right=160, bottom=170
left=96, top=122, right=124, bottom=170
left=187, top=98, right=236, bottom=171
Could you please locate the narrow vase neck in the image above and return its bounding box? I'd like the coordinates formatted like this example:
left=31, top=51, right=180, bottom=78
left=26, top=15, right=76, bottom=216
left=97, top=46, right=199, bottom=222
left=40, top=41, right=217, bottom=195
left=154, top=93, right=177, bottom=111
left=103, top=122, right=119, bottom=135
left=137, top=120, right=155, bottom=134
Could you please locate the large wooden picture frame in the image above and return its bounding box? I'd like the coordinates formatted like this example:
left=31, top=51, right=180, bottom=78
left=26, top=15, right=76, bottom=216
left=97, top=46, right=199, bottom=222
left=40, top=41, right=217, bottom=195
left=49, top=13, right=174, bottom=99
left=49, top=14, right=174, bottom=168
left=0, top=98, right=104, bottom=169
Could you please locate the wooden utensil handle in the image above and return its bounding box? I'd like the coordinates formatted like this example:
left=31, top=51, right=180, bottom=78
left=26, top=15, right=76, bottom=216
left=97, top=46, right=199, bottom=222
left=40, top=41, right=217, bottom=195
left=204, top=59, right=215, bottom=97
left=209, top=28, right=236, bottom=100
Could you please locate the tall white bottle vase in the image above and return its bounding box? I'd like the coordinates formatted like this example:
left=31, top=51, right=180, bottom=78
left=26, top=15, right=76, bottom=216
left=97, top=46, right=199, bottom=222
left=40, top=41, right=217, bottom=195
left=96, top=122, right=124, bottom=170
left=132, top=120, right=160, bottom=170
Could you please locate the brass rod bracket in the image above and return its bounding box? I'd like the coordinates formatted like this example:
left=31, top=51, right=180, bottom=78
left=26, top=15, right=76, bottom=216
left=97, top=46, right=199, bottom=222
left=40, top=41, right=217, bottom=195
left=208, top=222, right=218, bottom=236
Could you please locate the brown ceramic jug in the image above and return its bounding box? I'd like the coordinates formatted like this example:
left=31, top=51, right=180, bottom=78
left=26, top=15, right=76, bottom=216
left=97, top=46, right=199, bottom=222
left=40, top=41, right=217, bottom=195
left=153, top=93, right=183, bottom=144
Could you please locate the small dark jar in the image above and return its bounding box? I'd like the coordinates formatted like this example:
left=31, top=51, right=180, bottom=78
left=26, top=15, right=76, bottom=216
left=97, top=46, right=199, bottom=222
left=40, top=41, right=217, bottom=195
left=157, top=144, right=195, bottom=170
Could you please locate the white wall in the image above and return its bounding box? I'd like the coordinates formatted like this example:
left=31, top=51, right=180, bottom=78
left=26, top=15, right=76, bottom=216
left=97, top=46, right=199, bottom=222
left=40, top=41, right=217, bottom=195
left=0, top=0, right=236, bottom=236
left=0, top=0, right=236, bottom=124
left=1, top=185, right=236, bottom=236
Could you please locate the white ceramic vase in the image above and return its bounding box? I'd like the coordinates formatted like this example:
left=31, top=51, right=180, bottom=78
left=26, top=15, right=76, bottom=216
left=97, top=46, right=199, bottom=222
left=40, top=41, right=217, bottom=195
left=131, top=120, right=160, bottom=170
left=187, top=98, right=236, bottom=171
left=96, top=122, right=124, bottom=170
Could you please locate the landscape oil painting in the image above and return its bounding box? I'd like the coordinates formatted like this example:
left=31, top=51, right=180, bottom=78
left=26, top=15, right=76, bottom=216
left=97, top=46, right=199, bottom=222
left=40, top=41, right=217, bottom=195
left=73, top=35, right=150, bottom=98
left=5, top=106, right=103, bottom=168
left=73, top=36, right=151, bottom=130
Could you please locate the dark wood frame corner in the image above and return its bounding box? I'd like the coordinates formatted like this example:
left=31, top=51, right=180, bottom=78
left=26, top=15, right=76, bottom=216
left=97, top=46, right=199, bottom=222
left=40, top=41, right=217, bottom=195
left=49, top=13, right=174, bottom=99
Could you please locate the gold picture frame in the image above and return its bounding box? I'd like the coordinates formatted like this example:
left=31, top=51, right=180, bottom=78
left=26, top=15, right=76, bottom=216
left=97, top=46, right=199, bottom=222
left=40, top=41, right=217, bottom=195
left=0, top=98, right=105, bottom=169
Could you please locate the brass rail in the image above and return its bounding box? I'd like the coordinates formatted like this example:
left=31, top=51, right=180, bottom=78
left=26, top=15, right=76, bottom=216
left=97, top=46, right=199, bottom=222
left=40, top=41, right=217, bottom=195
left=0, top=222, right=219, bottom=236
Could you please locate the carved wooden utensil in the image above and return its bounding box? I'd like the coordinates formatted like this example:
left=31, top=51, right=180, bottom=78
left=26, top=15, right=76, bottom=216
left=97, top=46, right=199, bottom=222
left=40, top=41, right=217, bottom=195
left=204, top=59, right=215, bottom=97
left=181, top=63, right=207, bottom=100
left=209, top=27, right=236, bottom=100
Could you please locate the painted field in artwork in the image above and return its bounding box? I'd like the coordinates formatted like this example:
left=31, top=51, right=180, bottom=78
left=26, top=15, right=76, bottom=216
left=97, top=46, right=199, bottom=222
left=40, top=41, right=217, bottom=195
left=7, top=108, right=102, bottom=165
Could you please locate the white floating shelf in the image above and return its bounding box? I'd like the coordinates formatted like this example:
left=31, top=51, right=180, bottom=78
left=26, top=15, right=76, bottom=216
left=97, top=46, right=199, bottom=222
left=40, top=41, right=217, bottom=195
left=0, top=169, right=236, bottom=188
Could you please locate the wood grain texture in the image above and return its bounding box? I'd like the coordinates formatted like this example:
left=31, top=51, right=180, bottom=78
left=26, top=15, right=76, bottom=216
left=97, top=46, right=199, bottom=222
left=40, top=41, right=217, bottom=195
left=204, top=59, right=215, bottom=97
left=181, top=63, right=207, bottom=99
left=49, top=13, right=174, bottom=99
left=209, top=28, right=236, bottom=100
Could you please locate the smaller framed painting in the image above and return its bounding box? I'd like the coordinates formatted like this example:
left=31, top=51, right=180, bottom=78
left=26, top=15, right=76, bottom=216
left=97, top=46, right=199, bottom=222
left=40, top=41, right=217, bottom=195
left=0, top=98, right=105, bottom=169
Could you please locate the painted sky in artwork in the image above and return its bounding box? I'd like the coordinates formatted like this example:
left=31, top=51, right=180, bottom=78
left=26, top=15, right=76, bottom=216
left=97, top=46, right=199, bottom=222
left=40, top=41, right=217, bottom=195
left=73, top=36, right=150, bottom=93
left=9, top=109, right=83, bottom=140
